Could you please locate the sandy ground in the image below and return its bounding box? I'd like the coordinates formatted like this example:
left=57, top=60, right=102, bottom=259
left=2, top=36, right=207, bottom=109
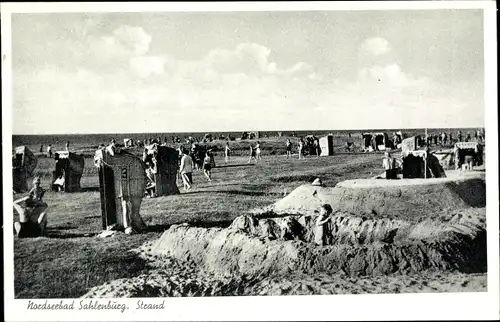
left=81, top=244, right=487, bottom=298
left=81, top=171, right=487, bottom=299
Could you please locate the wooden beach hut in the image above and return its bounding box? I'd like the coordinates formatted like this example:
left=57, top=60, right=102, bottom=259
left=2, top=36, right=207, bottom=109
left=51, top=151, right=85, bottom=192
left=12, top=146, right=38, bottom=193
left=95, top=147, right=147, bottom=232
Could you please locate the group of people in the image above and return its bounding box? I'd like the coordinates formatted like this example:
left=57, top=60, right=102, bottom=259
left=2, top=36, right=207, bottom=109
left=248, top=142, right=262, bottom=163
left=176, top=147, right=214, bottom=191
left=39, top=141, right=71, bottom=158
left=425, top=129, right=485, bottom=147
left=286, top=137, right=321, bottom=159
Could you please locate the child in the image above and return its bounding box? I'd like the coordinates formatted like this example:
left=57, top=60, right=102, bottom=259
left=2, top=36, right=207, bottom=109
left=314, top=204, right=333, bottom=246
left=255, top=142, right=262, bottom=161
left=203, top=152, right=212, bottom=182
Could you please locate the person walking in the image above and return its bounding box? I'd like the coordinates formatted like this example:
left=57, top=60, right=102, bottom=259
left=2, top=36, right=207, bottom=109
left=285, top=139, right=292, bottom=158
left=47, top=144, right=52, bottom=158
left=248, top=144, right=257, bottom=163
left=180, top=148, right=194, bottom=191
left=224, top=142, right=231, bottom=163
left=202, top=152, right=213, bottom=182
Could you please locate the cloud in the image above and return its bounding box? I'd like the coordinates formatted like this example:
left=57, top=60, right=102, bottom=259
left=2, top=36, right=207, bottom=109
left=112, top=25, right=152, bottom=55
left=205, top=43, right=277, bottom=75
left=361, top=37, right=391, bottom=56
left=359, top=63, right=425, bottom=87
left=129, top=56, right=168, bottom=78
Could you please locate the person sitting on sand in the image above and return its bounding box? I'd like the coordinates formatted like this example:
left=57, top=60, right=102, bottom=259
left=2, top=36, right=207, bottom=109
left=13, top=177, right=48, bottom=238
left=202, top=152, right=213, bottom=182
left=314, top=204, right=333, bottom=246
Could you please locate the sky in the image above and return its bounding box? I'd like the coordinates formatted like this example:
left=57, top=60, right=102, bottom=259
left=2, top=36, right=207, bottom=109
left=10, top=9, right=485, bottom=134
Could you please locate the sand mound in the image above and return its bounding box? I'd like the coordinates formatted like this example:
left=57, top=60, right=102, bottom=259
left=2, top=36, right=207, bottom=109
left=271, top=171, right=485, bottom=221
left=149, top=208, right=485, bottom=278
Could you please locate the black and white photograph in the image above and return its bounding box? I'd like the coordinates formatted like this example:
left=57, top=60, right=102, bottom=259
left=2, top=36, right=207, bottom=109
left=2, top=1, right=499, bottom=321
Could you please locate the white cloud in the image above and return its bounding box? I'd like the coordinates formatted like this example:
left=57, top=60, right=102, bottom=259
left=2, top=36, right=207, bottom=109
left=205, top=43, right=277, bottom=75
left=112, top=25, right=152, bottom=55
left=129, top=56, right=167, bottom=78
left=359, top=63, right=422, bottom=87
left=361, top=37, right=391, bottom=56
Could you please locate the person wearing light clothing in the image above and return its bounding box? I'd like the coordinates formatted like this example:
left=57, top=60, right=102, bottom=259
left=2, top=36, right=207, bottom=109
left=383, top=151, right=397, bottom=179
left=180, top=148, right=194, bottom=190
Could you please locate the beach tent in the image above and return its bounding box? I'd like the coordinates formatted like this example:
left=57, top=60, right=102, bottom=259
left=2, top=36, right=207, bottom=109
left=454, top=142, right=483, bottom=169
left=401, top=136, right=418, bottom=157
left=402, top=150, right=446, bottom=179
left=361, top=133, right=374, bottom=152
left=51, top=151, right=85, bottom=192
left=143, top=144, right=180, bottom=196
left=432, top=149, right=455, bottom=170
left=123, top=138, right=134, bottom=148
left=362, top=132, right=391, bottom=152
left=319, top=134, right=334, bottom=156
left=12, top=146, right=38, bottom=193
left=94, top=147, right=147, bottom=232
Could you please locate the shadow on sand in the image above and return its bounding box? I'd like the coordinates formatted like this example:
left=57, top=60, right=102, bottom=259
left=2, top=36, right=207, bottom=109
left=215, top=163, right=256, bottom=169
left=44, top=230, right=97, bottom=239
left=181, top=190, right=267, bottom=197
left=80, top=186, right=101, bottom=192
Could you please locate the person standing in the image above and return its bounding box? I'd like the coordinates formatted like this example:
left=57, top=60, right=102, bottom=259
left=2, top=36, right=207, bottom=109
left=383, top=151, right=397, bottom=179
left=314, top=204, right=333, bottom=246
left=298, top=138, right=304, bottom=160
left=65, top=141, right=70, bottom=151
left=285, top=139, right=292, bottom=158
left=47, top=144, right=52, bottom=158
left=145, top=162, right=157, bottom=198
left=224, top=142, right=231, bottom=163
left=314, top=137, right=321, bottom=157
left=457, top=130, right=463, bottom=142
left=255, top=141, right=262, bottom=161
left=39, top=144, right=44, bottom=153
left=180, top=148, right=194, bottom=191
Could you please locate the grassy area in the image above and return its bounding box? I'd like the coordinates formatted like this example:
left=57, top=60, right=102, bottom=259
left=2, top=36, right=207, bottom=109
left=13, top=151, right=382, bottom=299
